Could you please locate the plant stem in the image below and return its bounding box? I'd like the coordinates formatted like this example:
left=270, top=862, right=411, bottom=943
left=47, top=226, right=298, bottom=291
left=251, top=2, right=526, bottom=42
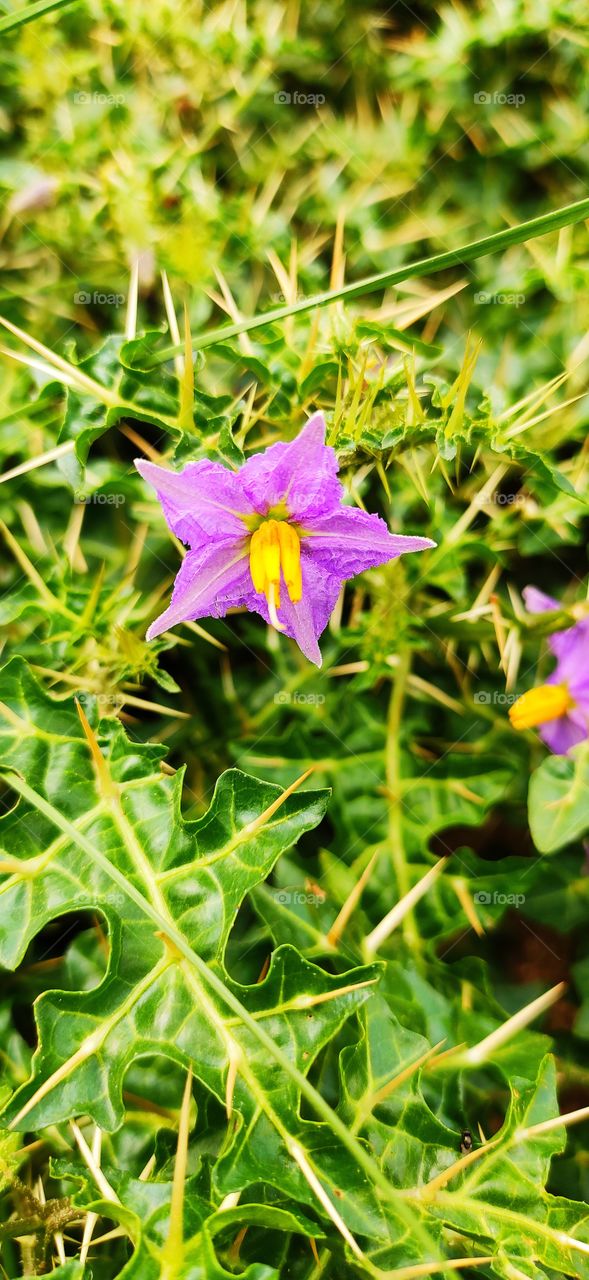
left=386, top=650, right=418, bottom=950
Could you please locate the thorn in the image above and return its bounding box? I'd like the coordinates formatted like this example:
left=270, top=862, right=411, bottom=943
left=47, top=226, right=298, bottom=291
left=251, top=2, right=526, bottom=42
left=517, top=1102, right=589, bottom=1141
left=451, top=879, right=485, bottom=938
left=446, top=463, right=509, bottom=546
left=428, top=1042, right=467, bottom=1070
left=161, top=270, right=182, bottom=376
left=225, top=1042, right=242, bottom=1119
left=463, top=982, right=566, bottom=1067
left=240, top=767, right=317, bottom=839
left=79, top=1126, right=101, bottom=1265
left=138, top=1153, right=156, bottom=1181
left=354, top=1041, right=446, bottom=1133
left=75, top=698, right=115, bottom=798
left=0, top=312, right=116, bottom=404
left=292, top=979, right=377, bottom=1011
left=0, top=518, right=64, bottom=612
left=125, top=257, right=139, bottom=341
left=184, top=620, right=228, bottom=652
left=228, top=1224, right=248, bottom=1264
left=70, top=1121, right=120, bottom=1204
left=489, top=593, right=508, bottom=671
left=178, top=298, right=195, bottom=432
left=0, top=441, right=74, bottom=486
left=382, top=1258, right=495, bottom=1278
left=419, top=1134, right=502, bottom=1197
left=326, top=851, right=379, bottom=947
left=120, top=423, right=163, bottom=460
left=154, top=931, right=184, bottom=962
left=289, top=1141, right=364, bottom=1262
left=161, top=1067, right=193, bottom=1269
left=219, top=1191, right=241, bottom=1211
left=364, top=860, right=447, bottom=957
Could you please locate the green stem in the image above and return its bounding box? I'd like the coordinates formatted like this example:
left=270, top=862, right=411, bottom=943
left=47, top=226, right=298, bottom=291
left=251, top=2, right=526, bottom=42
left=150, top=196, right=589, bottom=365
left=386, top=651, right=418, bottom=950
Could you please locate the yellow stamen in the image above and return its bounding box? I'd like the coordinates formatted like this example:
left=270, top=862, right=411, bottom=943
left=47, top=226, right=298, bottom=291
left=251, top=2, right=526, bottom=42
left=249, top=519, right=302, bottom=627
left=509, top=683, right=574, bottom=731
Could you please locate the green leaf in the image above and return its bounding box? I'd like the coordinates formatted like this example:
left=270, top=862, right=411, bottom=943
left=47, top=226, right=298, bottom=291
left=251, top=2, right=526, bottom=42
left=528, top=741, right=589, bottom=852
left=0, top=658, right=427, bottom=1257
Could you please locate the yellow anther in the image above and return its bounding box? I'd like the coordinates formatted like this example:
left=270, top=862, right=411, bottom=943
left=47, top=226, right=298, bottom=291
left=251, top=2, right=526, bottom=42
left=276, top=521, right=302, bottom=603
left=249, top=519, right=302, bottom=627
left=509, top=683, right=574, bottom=731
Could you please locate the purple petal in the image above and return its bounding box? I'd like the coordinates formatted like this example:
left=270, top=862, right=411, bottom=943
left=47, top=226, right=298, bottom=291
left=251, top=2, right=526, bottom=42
left=146, top=540, right=250, bottom=640
left=302, top=505, right=436, bottom=577
left=249, top=553, right=342, bottom=666
left=240, top=412, right=343, bottom=521
left=135, top=458, right=253, bottom=549
left=549, top=620, right=589, bottom=684
left=523, top=583, right=589, bottom=668
left=539, top=709, right=588, bottom=755
left=522, top=586, right=560, bottom=615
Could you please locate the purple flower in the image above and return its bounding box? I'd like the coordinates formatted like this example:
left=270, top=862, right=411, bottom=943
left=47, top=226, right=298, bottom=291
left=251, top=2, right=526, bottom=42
left=509, top=586, right=589, bottom=754
left=135, top=412, right=435, bottom=665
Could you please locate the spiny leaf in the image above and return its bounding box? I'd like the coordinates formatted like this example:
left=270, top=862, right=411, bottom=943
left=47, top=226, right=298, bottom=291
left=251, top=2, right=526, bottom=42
left=0, top=658, right=428, bottom=1259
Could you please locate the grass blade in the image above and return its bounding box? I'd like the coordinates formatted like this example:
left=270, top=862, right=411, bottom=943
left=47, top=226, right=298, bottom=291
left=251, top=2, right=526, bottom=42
left=150, top=196, right=589, bottom=365
left=0, top=0, right=80, bottom=33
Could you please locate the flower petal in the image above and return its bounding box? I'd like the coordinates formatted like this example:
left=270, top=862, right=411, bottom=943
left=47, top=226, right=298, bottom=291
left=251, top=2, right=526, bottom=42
left=146, top=541, right=251, bottom=640
left=522, top=586, right=560, bottom=615
left=539, top=708, right=589, bottom=755
left=240, top=412, right=343, bottom=521
left=250, top=553, right=342, bottom=666
left=302, top=505, right=436, bottom=577
left=135, top=457, right=253, bottom=548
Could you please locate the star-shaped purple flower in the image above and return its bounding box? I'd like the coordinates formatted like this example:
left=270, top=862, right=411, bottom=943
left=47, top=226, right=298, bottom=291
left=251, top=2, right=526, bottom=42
left=509, top=585, right=589, bottom=754
left=135, top=412, right=435, bottom=666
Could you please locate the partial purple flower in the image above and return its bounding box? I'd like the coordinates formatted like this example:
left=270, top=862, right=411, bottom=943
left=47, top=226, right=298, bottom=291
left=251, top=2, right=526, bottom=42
left=135, top=412, right=435, bottom=666
left=509, top=586, right=589, bottom=754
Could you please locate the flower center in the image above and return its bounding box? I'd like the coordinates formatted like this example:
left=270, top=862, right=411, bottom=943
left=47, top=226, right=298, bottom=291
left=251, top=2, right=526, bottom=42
left=249, top=519, right=302, bottom=630
left=509, top=682, right=574, bottom=731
